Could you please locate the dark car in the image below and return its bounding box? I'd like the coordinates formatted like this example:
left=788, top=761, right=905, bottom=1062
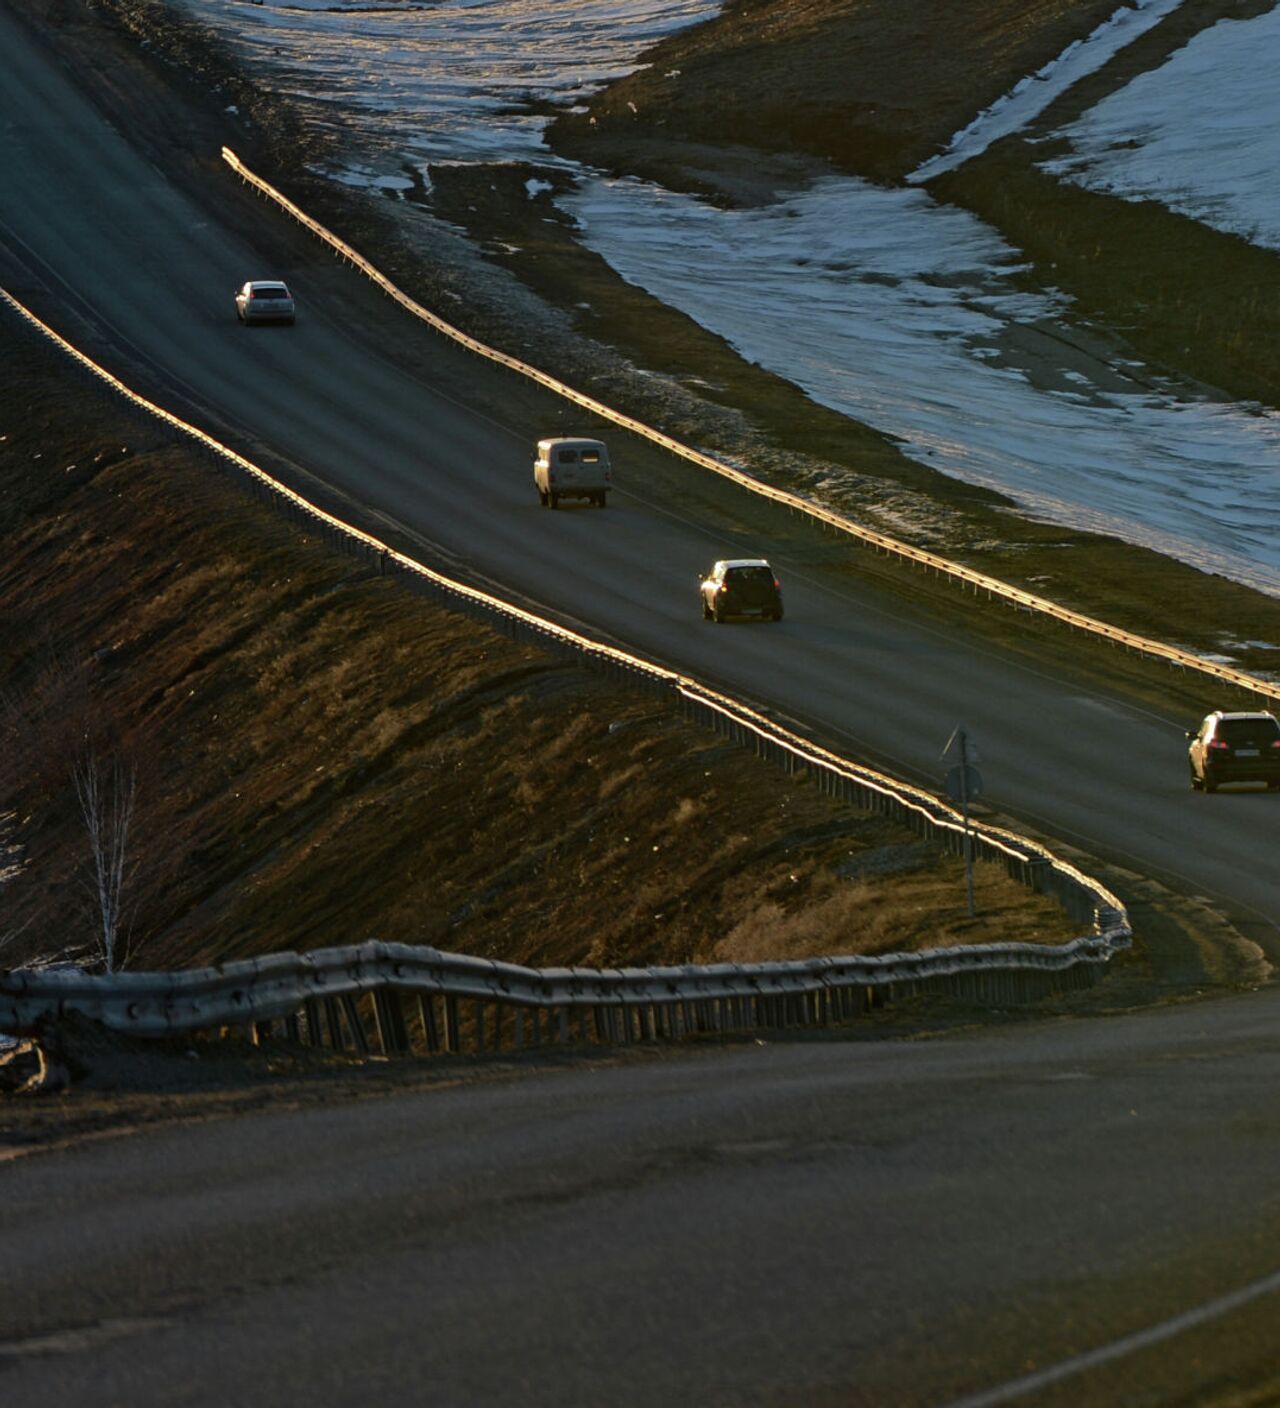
left=1187, top=710, right=1280, bottom=792
left=699, top=558, right=783, bottom=622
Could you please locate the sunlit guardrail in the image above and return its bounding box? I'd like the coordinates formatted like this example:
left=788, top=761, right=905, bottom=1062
left=221, top=147, right=1280, bottom=708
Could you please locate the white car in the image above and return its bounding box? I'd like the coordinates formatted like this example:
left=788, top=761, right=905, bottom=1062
left=235, top=280, right=295, bottom=325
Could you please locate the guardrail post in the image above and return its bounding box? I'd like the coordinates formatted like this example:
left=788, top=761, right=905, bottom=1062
left=418, top=994, right=440, bottom=1053
left=444, top=996, right=461, bottom=1053
left=304, top=999, right=324, bottom=1047
left=324, top=997, right=345, bottom=1050
left=370, top=991, right=391, bottom=1055
left=378, top=989, right=411, bottom=1056
left=342, top=994, right=371, bottom=1055
left=473, top=1000, right=486, bottom=1053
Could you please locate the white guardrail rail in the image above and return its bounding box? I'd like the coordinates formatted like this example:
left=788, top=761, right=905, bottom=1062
left=3, top=276, right=1128, bottom=1055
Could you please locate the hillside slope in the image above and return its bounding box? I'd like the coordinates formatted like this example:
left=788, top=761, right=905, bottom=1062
left=0, top=312, right=1079, bottom=974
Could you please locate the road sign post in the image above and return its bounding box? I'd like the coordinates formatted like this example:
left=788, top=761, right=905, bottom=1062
left=943, top=726, right=983, bottom=918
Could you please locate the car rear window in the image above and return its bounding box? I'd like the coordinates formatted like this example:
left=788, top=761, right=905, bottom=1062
left=253, top=287, right=289, bottom=299
left=1217, top=717, right=1280, bottom=743
left=727, top=566, right=774, bottom=583
left=557, top=449, right=578, bottom=463
left=580, top=449, right=601, bottom=463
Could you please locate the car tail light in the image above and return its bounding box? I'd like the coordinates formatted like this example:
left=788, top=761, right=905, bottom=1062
left=1271, top=740, right=1280, bottom=751
left=1208, top=739, right=1230, bottom=750
left=774, top=579, right=781, bottom=590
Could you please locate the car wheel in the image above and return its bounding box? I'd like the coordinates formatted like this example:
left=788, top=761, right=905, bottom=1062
left=1203, top=772, right=1218, bottom=794
left=1189, top=768, right=1202, bottom=791
left=1267, top=780, right=1280, bottom=791
left=538, top=488, right=548, bottom=507
left=712, top=604, right=726, bottom=623
left=702, top=598, right=713, bottom=620
left=548, top=492, right=559, bottom=510
left=770, top=608, right=784, bottom=622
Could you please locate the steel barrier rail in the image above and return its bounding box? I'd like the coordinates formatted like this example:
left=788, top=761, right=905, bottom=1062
left=0, top=288, right=1129, bottom=1046
left=0, top=933, right=1125, bottom=1042
left=221, top=147, right=1280, bottom=708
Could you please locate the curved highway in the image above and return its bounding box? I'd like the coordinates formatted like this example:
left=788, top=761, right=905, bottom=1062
left=1, top=7, right=1276, bottom=947
left=5, top=6, right=1280, bottom=1404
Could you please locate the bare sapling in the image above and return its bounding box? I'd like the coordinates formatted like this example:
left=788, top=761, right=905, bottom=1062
left=71, top=746, right=137, bottom=974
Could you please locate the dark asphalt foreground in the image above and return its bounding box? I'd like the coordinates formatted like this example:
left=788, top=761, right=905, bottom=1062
left=6, top=992, right=1280, bottom=1405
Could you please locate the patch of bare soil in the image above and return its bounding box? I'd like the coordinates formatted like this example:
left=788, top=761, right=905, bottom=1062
left=550, top=0, right=1123, bottom=182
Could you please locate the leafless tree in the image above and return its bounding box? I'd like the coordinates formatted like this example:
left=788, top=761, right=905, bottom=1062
left=70, top=747, right=137, bottom=973
left=0, top=651, right=151, bottom=972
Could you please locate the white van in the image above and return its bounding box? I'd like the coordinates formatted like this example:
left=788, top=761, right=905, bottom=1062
left=534, top=437, right=611, bottom=509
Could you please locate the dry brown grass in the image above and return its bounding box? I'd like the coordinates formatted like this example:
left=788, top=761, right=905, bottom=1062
left=708, top=858, right=1073, bottom=964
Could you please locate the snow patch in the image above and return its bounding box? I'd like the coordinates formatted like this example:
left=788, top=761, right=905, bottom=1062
left=1040, top=8, right=1280, bottom=251
left=909, top=0, right=1186, bottom=183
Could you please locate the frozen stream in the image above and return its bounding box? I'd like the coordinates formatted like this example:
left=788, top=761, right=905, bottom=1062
left=171, top=0, right=1280, bottom=595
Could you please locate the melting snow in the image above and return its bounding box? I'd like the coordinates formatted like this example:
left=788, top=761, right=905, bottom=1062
left=565, top=173, right=1280, bottom=593
left=909, top=0, right=1186, bottom=182
left=1039, top=7, right=1280, bottom=251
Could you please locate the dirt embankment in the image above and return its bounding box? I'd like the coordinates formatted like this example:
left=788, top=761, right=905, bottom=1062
left=0, top=313, right=1080, bottom=977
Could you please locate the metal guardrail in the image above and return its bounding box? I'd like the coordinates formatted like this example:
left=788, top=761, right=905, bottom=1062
left=221, top=147, right=1280, bottom=708
left=1, top=932, right=1124, bottom=1053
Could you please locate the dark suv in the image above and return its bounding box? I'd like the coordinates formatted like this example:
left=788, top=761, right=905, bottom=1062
left=699, top=559, right=783, bottom=622
left=1187, top=711, right=1280, bottom=792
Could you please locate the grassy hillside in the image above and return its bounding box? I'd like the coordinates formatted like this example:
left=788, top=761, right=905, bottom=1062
left=0, top=316, right=1079, bottom=973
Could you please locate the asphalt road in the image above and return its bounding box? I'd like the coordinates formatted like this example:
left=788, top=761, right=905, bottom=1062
left=6, top=990, right=1280, bottom=1406
left=5, top=4, right=1280, bottom=1403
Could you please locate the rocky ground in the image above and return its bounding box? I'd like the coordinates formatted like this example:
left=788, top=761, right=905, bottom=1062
left=2, top=0, right=1271, bottom=1143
